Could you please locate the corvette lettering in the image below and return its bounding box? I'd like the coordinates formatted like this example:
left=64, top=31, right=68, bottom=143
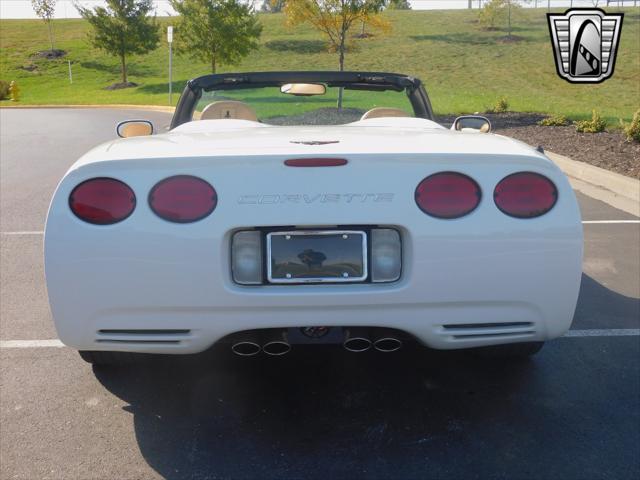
left=238, top=193, right=394, bottom=205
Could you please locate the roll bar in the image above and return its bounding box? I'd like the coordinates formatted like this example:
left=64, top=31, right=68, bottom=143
left=170, top=71, right=434, bottom=129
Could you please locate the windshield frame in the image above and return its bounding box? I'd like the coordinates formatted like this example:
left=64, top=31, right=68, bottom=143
left=170, top=71, right=434, bottom=129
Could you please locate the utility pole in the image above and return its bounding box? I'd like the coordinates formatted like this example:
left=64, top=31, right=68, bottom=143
left=167, top=26, right=174, bottom=106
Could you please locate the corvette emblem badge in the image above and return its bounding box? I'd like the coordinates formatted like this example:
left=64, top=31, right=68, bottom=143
left=547, top=8, right=623, bottom=84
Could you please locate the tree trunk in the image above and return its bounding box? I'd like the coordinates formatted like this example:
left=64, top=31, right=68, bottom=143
left=508, top=3, right=512, bottom=38
left=120, top=52, right=127, bottom=84
left=211, top=56, right=216, bottom=74
left=337, top=36, right=345, bottom=110
left=47, top=20, right=54, bottom=52
left=361, top=20, right=366, bottom=37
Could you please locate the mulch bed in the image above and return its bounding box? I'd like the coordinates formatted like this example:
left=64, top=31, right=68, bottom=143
left=104, top=81, right=139, bottom=90
left=438, top=112, right=640, bottom=179
left=32, top=49, right=66, bottom=59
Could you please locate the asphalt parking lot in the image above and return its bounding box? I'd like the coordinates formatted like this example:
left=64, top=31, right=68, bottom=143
left=1, top=108, right=639, bottom=480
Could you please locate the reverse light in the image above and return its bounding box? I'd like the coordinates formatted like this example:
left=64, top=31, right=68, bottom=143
left=231, top=231, right=263, bottom=285
left=494, top=172, right=558, bottom=218
left=69, top=178, right=136, bottom=225
left=371, top=229, right=402, bottom=283
left=415, top=172, right=481, bottom=219
left=149, top=175, right=217, bottom=223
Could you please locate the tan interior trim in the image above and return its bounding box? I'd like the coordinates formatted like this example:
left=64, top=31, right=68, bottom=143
left=200, top=101, right=258, bottom=122
left=360, top=107, right=410, bottom=121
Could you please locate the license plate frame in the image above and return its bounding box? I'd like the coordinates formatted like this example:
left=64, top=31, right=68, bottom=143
left=266, top=230, right=368, bottom=284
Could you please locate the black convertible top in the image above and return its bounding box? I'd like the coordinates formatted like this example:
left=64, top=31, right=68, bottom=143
left=170, top=71, right=434, bottom=129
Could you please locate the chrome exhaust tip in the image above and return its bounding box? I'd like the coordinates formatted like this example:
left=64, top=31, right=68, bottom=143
left=373, top=336, right=402, bottom=353
left=343, top=328, right=372, bottom=352
left=262, top=330, right=291, bottom=356
left=231, top=341, right=261, bottom=356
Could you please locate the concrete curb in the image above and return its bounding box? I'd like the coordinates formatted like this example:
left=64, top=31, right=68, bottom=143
left=546, top=151, right=640, bottom=217
left=0, top=104, right=176, bottom=113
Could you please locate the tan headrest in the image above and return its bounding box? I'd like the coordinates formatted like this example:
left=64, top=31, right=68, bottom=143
left=360, top=107, right=410, bottom=121
left=201, top=101, right=258, bottom=122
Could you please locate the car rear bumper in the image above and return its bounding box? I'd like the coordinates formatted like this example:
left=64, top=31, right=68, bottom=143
left=45, top=155, right=583, bottom=354
left=61, top=300, right=556, bottom=354
left=46, top=221, right=582, bottom=354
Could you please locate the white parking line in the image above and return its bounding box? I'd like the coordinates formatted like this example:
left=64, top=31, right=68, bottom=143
left=1, top=231, right=44, bottom=235
left=1, top=330, right=639, bottom=349
left=582, top=220, right=640, bottom=224
left=563, top=329, right=640, bottom=337
left=0, top=220, right=638, bottom=237
left=0, top=339, right=65, bottom=348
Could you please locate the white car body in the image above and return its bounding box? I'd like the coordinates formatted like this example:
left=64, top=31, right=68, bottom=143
left=45, top=115, right=583, bottom=355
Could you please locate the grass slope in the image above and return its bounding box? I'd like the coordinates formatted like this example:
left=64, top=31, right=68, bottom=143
left=1, top=9, right=639, bottom=122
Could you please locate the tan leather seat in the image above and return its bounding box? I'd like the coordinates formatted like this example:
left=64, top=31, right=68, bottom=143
left=360, top=107, right=410, bottom=121
left=200, top=100, right=258, bottom=122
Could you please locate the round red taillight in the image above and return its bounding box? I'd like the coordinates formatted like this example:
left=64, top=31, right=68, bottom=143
left=69, top=178, right=136, bottom=225
left=415, top=172, right=481, bottom=219
left=149, top=175, right=217, bottom=223
left=494, top=172, right=557, bottom=218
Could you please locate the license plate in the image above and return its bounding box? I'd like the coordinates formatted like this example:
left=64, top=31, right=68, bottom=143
left=267, top=230, right=368, bottom=284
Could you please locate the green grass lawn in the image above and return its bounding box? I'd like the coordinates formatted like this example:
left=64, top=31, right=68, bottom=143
left=1, top=9, right=638, bottom=123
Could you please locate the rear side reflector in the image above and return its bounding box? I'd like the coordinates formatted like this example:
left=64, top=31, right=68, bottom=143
left=69, top=178, right=136, bottom=225
left=149, top=175, right=217, bottom=223
left=284, top=158, right=348, bottom=167
left=494, top=172, right=557, bottom=218
left=415, top=172, right=481, bottom=219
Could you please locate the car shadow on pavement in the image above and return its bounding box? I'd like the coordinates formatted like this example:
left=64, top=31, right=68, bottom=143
left=94, top=347, right=538, bottom=479
left=573, top=273, right=640, bottom=330
left=92, top=274, right=639, bottom=479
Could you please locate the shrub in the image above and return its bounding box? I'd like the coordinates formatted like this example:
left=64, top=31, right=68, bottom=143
left=0, top=80, right=9, bottom=100
left=479, top=0, right=507, bottom=30
left=574, top=110, right=606, bottom=133
left=619, top=110, right=640, bottom=143
left=538, top=114, right=569, bottom=127
left=487, top=97, right=509, bottom=114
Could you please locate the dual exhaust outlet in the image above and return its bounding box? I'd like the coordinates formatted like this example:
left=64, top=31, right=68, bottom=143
left=231, top=328, right=402, bottom=356
left=231, top=330, right=291, bottom=357
left=343, top=327, right=402, bottom=353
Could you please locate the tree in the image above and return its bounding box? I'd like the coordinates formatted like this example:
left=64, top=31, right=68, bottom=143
left=261, top=0, right=286, bottom=12
left=386, top=0, right=411, bottom=9
left=75, top=0, right=160, bottom=85
left=479, top=0, right=528, bottom=37
left=478, top=0, right=506, bottom=30
left=170, top=0, right=262, bottom=74
left=283, top=1, right=389, bottom=71
left=358, top=0, right=388, bottom=38
left=503, top=0, right=529, bottom=37
left=31, top=0, right=57, bottom=52
left=283, top=1, right=389, bottom=108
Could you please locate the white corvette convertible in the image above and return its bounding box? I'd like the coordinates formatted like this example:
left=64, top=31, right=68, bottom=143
left=44, top=71, right=583, bottom=365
